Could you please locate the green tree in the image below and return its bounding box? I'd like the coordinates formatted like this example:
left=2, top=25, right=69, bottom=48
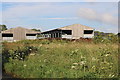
left=94, top=31, right=118, bottom=43
left=0, top=25, right=7, bottom=31
left=31, top=29, right=41, bottom=32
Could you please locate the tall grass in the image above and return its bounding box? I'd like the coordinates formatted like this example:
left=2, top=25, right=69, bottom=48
left=2, top=39, right=118, bottom=78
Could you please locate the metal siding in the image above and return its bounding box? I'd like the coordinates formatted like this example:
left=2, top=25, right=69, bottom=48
left=2, top=37, right=13, bottom=41
left=13, top=28, right=26, bottom=41
left=70, top=24, right=83, bottom=39
left=59, top=24, right=94, bottom=39
left=62, top=35, right=72, bottom=39
left=26, top=36, right=37, bottom=39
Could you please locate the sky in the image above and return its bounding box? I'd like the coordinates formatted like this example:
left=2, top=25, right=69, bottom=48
left=0, top=0, right=119, bottom=33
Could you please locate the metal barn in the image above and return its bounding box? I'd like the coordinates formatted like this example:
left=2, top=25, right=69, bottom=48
left=40, top=24, right=94, bottom=39
left=1, top=27, right=40, bottom=42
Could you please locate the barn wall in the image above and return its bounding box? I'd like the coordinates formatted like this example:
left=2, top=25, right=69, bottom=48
left=62, top=35, right=72, bottom=39
left=2, top=37, right=13, bottom=41
left=26, top=36, right=37, bottom=39
left=13, top=28, right=26, bottom=41
left=70, top=24, right=94, bottom=39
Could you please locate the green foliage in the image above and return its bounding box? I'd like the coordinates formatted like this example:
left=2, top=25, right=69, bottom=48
left=0, top=25, right=7, bottom=31
left=2, top=43, right=38, bottom=61
left=31, top=28, right=41, bottom=32
left=2, top=40, right=118, bottom=78
left=94, top=31, right=118, bottom=44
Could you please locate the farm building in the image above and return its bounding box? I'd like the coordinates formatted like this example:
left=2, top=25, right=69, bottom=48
left=1, top=27, right=40, bottom=42
left=40, top=24, right=94, bottom=39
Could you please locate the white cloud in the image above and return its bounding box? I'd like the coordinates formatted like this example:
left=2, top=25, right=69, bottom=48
left=2, top=3, right=79, bottom=29
left=39, top=17, right=79, bottom=20
left=78, top=8, right=117, bottom=25
left=3, top=3, right=81, bottom=24
left=84, top=0, right=96, bottom=2
left=2, top=2, right=118, bottom=33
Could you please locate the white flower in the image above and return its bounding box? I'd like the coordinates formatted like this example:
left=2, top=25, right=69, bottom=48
left=92, top=66, right=95, bottom=69
left=44, top=59, right=47, bottom=62
left=81, top=56, right=86, bottom=59
left=92, top=57, right=96, bottom=61
left=30, top=53, right=35, bottom=56
left=73, top=63, right=78, bottom=65
left=39, top=44, right=43, bottom=47
left=24, top=64, right=27, bottom=67
left=109, top=74, right=112, bottom=77
left=109, top=74, right=115, bottom=77
left=111, top=75, right=115, bottom=77
left=105, top=54, right=110, bottom=57
left=71, top=66, right=76, bottom=69
left=101, top=40, right=104, bottom=42
left=79, top=61, right=86, bottom=65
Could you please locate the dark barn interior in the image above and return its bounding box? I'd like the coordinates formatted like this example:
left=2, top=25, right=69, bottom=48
left=84, top=30, right=93, bottom=34
left=41, top=29, right=72, bottom=38
left=2, top=34, right=13, bottom=37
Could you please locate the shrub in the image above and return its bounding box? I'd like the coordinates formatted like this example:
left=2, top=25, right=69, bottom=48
left=2, top=43, right=38, bottom=61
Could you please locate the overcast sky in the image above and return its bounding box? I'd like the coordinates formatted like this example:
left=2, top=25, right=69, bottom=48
left=0, top=0, right=119, bottom=33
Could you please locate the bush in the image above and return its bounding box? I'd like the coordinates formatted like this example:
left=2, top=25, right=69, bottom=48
left=2, top=43, right=38, bottom=61
left=93, top=34, right=118, bottom=44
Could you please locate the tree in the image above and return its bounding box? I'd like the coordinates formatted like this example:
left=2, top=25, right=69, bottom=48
left=117, top=33, right=120, bottom=37
left=31, top=29, right=41, bottom=32
left=0, top=25, right=7, bottom=31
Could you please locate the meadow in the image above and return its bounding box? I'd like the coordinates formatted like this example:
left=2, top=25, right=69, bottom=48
left=2, top=39, right=119, bottom=78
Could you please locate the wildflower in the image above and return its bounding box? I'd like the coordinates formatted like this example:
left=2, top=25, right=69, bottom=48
left=30, top=53, right=35, bottom=56
left=92, top=66, right=95, bottom=69
left=110, top=63, right=113, bottom=65
left=71, top=66, right=76, bottom=69
left=24, top=64, right=27, bottom=67
left=109, top=74, right=115, bottom=78
left=73, top=63, right=78, bottom=65
left=101, top=40, right=104, bottom=42
left=109, top=74, right=112, bottom=77
left=79, top=61, right=86, bottom=65
left=22, top=52, right=24, bottom=54
left=71, top=51, right=74, bottom=54
left=111, top=75, right=115, bottom=77
left=44, top=59, right=47, bottom=62
left=39, top=44, right=43, bottom=47
left=81, top=56, right=85, bottom=59
left=105, top=54, right=110, bottom=57
left=75, top=49, right=79, bottom=52
left=101, top=67, right=105, bottom=70
left=92, top=57, right=96, bottom=61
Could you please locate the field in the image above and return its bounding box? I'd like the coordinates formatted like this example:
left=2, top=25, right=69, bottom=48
left=2, top=39, right=119, bottom=78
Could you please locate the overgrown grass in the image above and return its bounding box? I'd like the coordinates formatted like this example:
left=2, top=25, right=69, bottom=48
left=2, top=39, right=118, bottom=78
